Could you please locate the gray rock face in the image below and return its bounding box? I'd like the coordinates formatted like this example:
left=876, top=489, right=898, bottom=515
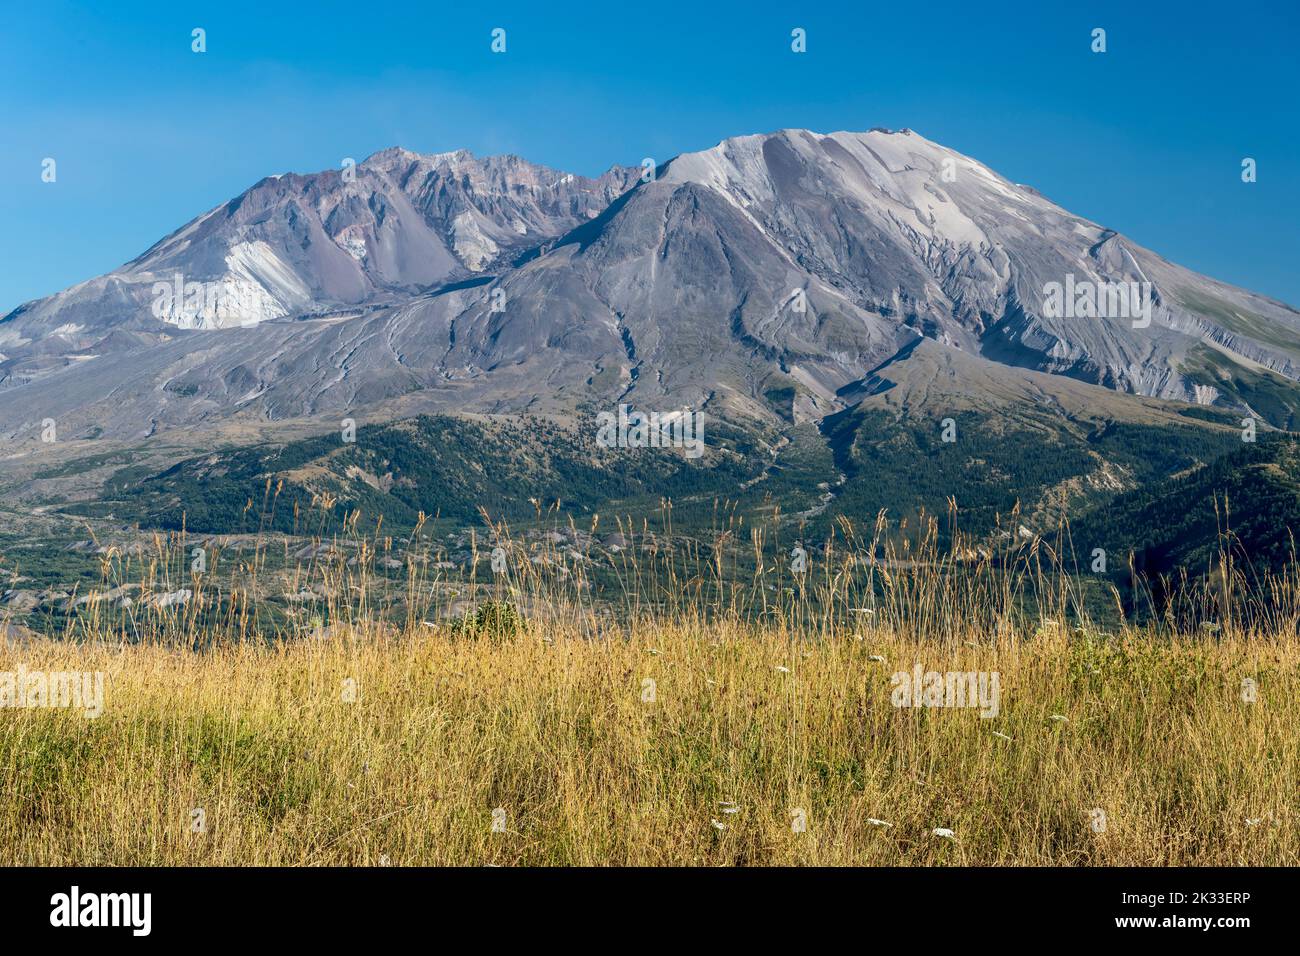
left=655, top=129, right=1300, bottom=399
left=0, top=149, right=637, bottom=385
left=2, top=128, right=1298, bottom=441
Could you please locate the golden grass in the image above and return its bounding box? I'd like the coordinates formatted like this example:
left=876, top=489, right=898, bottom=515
left=1, top=616, right=1294, bottom=866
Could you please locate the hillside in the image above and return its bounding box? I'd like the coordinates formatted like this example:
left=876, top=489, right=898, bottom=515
left=52, top=366, right=1245, bottom=548
left=1071, top=436, right=1300, bottom=580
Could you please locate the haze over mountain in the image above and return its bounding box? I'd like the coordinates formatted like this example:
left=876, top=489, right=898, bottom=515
left=3, top=127, right=1299, bottom=446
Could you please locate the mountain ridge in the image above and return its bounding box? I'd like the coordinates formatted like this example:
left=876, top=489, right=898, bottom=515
left=2, top=127, right=1299, bottom=449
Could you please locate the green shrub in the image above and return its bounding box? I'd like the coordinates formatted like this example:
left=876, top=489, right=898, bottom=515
left=449, top=601, right=524, bottom=641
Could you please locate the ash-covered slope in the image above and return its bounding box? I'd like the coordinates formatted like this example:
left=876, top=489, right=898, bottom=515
left=656, top=129, right=1300, bottom=405
left=2, top=128, right=1299, bottom=444
left=0, top=149, right=637, bottom=386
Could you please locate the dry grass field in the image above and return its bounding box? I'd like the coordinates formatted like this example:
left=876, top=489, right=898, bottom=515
left=0, top=616, right=1294, bottom=866
left=0, top=512, right=1296, bottom=866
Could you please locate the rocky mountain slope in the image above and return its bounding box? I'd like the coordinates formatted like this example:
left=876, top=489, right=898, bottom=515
left=2, top=127, right=1298, bottom=452
left=0, top=149, right=637, bottom=384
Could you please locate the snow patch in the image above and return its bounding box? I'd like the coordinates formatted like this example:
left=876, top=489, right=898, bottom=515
left=1192, top=383, right=1220, bottom=405
left=220, top=240, right=312, bottom=327
left=334, top=229, right=368, bottom=261
left=451, top=211, right=500, bottom=270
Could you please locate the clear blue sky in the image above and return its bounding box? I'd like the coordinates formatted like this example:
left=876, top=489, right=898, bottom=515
left=2, top=0, right=1297, bottom=314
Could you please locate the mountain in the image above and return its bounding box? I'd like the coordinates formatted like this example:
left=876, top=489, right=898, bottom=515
left=3, top=128, right=1299, bottom=450
left=0, top=149, right=637, bottom=385
left=1, top=127, right=1299, bottom=571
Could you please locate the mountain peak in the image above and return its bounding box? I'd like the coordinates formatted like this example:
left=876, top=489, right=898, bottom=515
left=361, top=145, right=476, bottom=172
left=5, top=126, right=1300, bottom=444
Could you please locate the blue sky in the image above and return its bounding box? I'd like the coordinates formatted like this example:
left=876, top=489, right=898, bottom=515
left=2, top=0, right=1297, bottom=314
